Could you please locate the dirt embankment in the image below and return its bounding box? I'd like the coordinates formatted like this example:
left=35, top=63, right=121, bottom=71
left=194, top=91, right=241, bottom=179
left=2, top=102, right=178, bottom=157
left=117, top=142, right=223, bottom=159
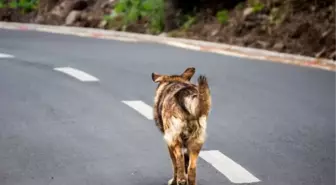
left=175, top=0, right=335, bottom=60
left=0, top=0, right=335, bottom=60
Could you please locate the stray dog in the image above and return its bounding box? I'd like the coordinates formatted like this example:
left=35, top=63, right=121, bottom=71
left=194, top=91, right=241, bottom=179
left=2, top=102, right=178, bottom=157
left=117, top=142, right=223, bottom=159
left=151, top=67, right=211, bottom=185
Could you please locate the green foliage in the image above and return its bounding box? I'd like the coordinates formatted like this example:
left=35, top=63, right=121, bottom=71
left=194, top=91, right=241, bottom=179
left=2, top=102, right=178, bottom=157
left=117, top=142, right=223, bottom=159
left=236, top=2, right=245, bottom=10
left=269, top=7, right=287, bottom=26
left=182, top=15, right=196, bottom=30
left=216, top=9, right=229, bottom=24
left=0, top=0, right=38, bottom=13
left=110, top=0, right=164, bottom=34
left=252, top=2, right=264, bottom=12
left=249, top=0, right=264, bottom=13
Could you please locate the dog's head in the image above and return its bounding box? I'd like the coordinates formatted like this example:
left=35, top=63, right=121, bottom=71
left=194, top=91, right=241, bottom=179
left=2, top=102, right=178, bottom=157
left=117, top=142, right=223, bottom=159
left=151, top=67, right=196, bottom=84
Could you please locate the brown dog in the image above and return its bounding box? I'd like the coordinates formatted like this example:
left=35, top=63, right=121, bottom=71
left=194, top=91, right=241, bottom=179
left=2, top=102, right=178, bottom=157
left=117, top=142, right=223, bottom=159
left=151, top=67, right=211, bottom=185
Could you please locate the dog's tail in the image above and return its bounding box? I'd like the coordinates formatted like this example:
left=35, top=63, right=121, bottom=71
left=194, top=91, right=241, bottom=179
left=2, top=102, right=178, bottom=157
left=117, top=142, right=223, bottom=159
left=176, top=75, right=211, bottom=117
left=197, top=75, right=211, bottom=117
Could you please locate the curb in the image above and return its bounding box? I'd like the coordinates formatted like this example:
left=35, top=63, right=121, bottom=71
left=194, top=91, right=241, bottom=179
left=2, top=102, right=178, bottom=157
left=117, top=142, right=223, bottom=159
left=0, top=21, right=335, bottom=72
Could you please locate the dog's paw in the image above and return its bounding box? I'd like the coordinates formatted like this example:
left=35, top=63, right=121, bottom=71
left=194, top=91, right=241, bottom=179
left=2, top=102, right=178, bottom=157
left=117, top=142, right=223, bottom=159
left=168, top=178, right=177, bottom=185
left=177, top=179, right=187, bottom=185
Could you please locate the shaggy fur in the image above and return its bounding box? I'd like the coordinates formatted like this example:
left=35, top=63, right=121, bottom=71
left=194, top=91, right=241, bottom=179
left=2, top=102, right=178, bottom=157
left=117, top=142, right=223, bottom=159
left=151, top=67, right=211, bottom=185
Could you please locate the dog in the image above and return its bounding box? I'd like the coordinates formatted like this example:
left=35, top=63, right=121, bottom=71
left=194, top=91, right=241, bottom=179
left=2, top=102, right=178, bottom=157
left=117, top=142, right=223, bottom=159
left=151, top=67, right=211, bottom=185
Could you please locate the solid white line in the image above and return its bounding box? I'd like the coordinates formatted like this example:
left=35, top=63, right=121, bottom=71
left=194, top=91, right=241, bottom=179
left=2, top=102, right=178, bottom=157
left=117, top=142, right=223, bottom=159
left=122, top=100, right=153, bottom=120
left=199, top=150, right=261, bottom=184
left=165, top=41, right=201, bottom=51
left=0, top=53, right=14, bottom=58
left=106, top=36, right=138, bottom=42
left=54, top=67, right=99, bottom=82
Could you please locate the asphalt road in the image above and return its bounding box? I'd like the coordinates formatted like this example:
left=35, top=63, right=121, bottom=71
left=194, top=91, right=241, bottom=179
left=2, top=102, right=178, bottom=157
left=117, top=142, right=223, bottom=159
left=0, top=29, right=335, bottom=185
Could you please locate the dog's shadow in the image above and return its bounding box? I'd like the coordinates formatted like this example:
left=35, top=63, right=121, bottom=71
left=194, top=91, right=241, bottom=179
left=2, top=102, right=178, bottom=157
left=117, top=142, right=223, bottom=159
left=134, top=179, right=209, bottom=185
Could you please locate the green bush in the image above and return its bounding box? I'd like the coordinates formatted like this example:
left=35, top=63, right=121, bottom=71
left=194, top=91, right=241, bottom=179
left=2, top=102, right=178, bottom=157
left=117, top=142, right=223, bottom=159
left=248, top=0, right=264, bottom=12
left=182, top=15, right=196, bottom=30
left=216, top=9, right=229, bottom=24
left=0, top=0, right=39, bottom=13
left=110, top=0, right=164, bottom=34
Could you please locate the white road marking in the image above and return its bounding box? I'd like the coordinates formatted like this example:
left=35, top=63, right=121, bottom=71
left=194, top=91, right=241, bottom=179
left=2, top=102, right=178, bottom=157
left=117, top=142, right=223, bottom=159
left=122, top=100, right=153, bottom=120
left=200, top=150, right=261, bottom=184
left=165, top=41, right=201, bottom=51
left=0, top=53, right=14, bottom=58
left=54, top=67, right=99, bottom=82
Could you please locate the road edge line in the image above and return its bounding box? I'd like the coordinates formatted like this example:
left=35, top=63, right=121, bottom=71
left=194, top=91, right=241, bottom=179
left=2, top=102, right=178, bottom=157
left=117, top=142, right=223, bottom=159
left=0, top=21, right=334, bottom=72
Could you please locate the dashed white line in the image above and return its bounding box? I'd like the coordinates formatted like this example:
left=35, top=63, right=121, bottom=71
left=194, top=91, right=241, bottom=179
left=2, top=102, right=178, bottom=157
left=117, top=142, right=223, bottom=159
left=200, top=150, right=261, bottom=184
left=122, top=100, right=153, bottom=120
left=0, top=53, right=14, bottom=58
left=54, top=67, right=99, bottom=82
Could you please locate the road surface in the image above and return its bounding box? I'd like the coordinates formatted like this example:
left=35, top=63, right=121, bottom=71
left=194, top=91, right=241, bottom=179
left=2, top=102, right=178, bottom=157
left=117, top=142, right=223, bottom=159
left=0, top=29, right=335, bottom=185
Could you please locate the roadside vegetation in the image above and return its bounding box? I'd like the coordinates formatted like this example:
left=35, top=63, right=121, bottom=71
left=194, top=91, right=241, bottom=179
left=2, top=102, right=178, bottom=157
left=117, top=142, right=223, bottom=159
left=0, top=0, right=38, bottom=13
left=0, top=0, right=334, bottom=60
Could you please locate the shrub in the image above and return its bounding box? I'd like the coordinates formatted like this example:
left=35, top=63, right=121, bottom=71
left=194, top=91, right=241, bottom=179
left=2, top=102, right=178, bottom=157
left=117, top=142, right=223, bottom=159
left=216, top=9, right=229, bottom=24
left=111, top=0, right=164, bottom=34
left=248, top=0, right=264, bottom=13
left=0, top=0, right=38, bottom=13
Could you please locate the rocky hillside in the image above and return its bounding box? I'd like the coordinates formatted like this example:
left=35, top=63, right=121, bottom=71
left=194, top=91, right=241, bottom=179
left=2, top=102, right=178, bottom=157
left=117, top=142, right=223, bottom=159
left=0, top=0, right=334, bottom=60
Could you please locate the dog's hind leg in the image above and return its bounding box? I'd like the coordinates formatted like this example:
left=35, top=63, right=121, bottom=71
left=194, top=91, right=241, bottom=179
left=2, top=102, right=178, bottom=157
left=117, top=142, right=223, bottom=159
left=187, top=118, right=207, bottom=185
left=167, top=146, right=177, bottom=185
left=164, top=117, right=187, bottom=185
left=186, top=141, right=203, bottom=185
left=169, top=142, right=187, bottom=185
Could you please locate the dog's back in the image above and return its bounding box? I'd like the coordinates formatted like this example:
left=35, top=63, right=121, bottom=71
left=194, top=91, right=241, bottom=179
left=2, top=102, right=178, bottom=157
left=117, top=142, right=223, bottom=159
left=152, top=68, right=211, bottom=146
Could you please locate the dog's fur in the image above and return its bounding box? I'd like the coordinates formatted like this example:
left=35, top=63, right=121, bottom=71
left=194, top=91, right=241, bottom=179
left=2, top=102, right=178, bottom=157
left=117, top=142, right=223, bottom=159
left=151, top=67, right=211, bottom=185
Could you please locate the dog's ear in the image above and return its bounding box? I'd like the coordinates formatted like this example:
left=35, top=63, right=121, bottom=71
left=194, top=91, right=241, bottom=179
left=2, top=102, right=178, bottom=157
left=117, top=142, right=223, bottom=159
left=181, top=67, right=196, bottom=81
left=152, top=72, right=164, bottom=83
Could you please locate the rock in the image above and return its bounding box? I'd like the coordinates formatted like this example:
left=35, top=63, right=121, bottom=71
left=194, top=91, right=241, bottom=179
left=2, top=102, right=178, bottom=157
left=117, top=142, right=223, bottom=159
left=50, top=0, right=87, bottom=20
left=256, top=40, right=269, bottom=48
left=273, top=42, right=285, bottom=50
left=80, top=12, right=88, bottom=20
left=159, top=32, right=168, bottom=37
left=82, top=13, right=102, bottom=28
left=243, top=7, right=254, bottom=20
left=211, top=29, right=219, bottom=36
left=257, top=14, right=268, bottom=20
left=34, top=15, right=45, bottom=24
left=244, top=21, right=257, bottom=29
left=65, top=11, right=81, bottom=26
left=98, top=20, right=107, bottom=29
